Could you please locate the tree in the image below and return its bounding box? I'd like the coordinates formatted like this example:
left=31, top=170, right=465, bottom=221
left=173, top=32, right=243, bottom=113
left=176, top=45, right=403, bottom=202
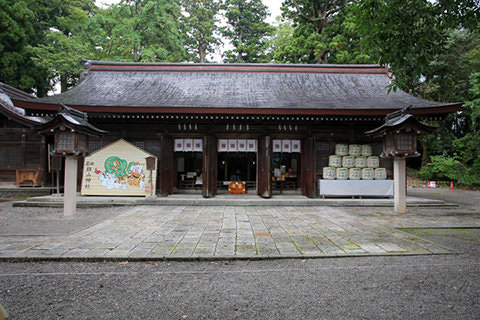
left=416, top=30, right=480, bottom=184
left=0, top=0, right=50, bottom=96
left=273, top=2, right=373, bottom=64
left=181, top=0, right=221, bottom=63
left=354, top=0, right=479, bottom=91
left=222, top=0, right=275, bottom=63
left=108, top=0, right=186, bottom=62
left=30, top=0, right=97, bottom=92
left=278, top=0, right=361, bottom=64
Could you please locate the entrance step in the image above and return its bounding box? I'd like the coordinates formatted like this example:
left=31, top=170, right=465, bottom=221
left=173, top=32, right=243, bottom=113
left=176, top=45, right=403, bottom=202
left=12, top=194, right=456, bottom=208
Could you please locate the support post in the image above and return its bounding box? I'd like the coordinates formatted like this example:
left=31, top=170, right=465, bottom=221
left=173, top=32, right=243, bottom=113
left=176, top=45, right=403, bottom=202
left=257, top=135, right=272, bottom=198
left=64, top=156, right=78, bottom=216
left=202, top=135, right=217, bottom=198
left=158, top=134, right=174, bottom=197
left=394, top=156, right=406, bottom=213
left=301, top=137, right=316, bottom=198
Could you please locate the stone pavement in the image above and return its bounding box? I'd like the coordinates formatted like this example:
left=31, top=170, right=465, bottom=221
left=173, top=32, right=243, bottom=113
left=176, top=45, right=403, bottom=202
left=2, top=205, right=479, bottom=260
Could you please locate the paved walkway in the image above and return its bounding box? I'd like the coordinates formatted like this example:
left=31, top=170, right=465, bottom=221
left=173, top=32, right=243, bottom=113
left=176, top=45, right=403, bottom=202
left=2, top=205, right=479, bottom=260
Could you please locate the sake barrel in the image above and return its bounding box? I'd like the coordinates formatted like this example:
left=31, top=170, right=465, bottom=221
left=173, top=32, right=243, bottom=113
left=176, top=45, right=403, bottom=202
left=349, top=144, right=361, bottom=156
left=367, top=156, right=380, bottom=168
left=323, top=167, right=336, bottom=180
left=328, top=155, right=342, bottom=168
left=342, top=156, right=355, bottom=168
left=375, top=168, right=387, bottom=180
left=355, top=156, right=367, bottom=168
left=349, top=168, right=361, bottom=180
left=362, top=168, right=374, bottom=180
left=361, top=144, right=373, bottom=156
left=335, top=144, right=348, bottom=156
left=336, top=168, right=349, bottom=180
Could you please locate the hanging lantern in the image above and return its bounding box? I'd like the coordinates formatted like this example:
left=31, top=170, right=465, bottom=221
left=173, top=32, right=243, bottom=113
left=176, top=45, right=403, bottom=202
left=365, top=106, right=434, bottom=158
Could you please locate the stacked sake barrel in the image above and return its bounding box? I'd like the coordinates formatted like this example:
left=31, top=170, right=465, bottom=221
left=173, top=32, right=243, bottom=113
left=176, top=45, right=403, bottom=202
left=322, top=144, right=387, bottom=180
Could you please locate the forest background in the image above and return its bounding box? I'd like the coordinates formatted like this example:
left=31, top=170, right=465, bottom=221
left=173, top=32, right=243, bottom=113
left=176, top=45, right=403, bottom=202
left=0, top=0, right=479, bottom=185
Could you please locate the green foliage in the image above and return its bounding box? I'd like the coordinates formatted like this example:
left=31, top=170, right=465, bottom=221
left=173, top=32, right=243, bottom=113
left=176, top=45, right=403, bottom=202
left=275, top=0, right=373, bottom=64
left=181, top=0, right=221, bottom=63
left=109, top=0, right=186, bottom=62
left=354, top=0, right=479, bottom=91
left=421, top=73, right=480, bottom=185
left=0, top=0, right=50, bottom=96
left=222, top=0, right=275, bottom=63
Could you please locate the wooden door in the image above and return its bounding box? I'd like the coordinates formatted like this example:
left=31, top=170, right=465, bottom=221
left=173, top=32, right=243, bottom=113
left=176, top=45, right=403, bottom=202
left=158, top=134, right=174, bottom=196
left=257, top=135, right=272, bottom=198
left=301, top=137, right=316, bottom=198
left=202, top=135, right=217, bottom=198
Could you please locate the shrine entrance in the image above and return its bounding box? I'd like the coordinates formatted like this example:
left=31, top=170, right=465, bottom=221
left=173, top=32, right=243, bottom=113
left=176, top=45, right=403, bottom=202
left=174, top=138, right=203, bottom=193
left=217, top=139, right=257, bottom=194
left=272, top=139, right=302, bottom=194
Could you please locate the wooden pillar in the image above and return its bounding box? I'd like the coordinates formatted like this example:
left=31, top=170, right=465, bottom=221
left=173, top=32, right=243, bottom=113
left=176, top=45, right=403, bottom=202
left=202, top=135, right=217, bottom=198
left=64, top=156, right=77, bottom=216
left=301, top=137, right=316, bottom=198
left=158, top=134, right=174, bottom=196
left=394, top=156, right=406, bottom=213
left=39, top=135, right=47, bottom=186
left=257, top=135, right=272, bottom=198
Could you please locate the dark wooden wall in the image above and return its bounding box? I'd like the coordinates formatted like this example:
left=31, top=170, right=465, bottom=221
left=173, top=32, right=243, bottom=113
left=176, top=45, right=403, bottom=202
left=0, top=117, right=46, bottom=185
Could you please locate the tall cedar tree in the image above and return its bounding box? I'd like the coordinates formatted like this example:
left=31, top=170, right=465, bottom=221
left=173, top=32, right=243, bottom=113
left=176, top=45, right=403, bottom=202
left=279, top=0, right=354, bottom=64
left=110, top=0, right=186, bottom=62
left=222, top=0, right=275, bottom=63
left=30, top=0, right=97, bottom=92
left=181, top=0, right=221, bottom=63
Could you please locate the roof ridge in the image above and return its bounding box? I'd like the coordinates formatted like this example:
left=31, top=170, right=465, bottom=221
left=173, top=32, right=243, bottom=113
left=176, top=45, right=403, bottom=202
left=84, top=60, right=384, bottom=68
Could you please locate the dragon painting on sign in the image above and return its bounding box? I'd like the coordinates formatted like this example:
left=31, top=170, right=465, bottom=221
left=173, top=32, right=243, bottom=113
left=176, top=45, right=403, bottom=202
left=94, top=156, right=146, bottom=190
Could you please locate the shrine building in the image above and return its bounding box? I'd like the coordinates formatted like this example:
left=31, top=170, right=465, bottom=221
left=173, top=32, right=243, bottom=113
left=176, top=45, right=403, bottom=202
left=1, top=61, right=461, bottom=198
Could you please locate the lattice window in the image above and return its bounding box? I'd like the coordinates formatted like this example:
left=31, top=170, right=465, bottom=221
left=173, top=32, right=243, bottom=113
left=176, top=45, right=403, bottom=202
left=315, top=141, right=335, bottom=174
left=0, top=145, right=22, bottom=167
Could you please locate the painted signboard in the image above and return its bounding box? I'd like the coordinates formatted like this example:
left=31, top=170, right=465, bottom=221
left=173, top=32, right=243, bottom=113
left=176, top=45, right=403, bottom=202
left=81, top=139, right=157, bottom=196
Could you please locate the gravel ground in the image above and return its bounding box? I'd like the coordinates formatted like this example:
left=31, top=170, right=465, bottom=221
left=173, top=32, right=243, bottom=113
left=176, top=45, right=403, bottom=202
left=0, top=201, right=129, bottom=236
left=0, top=229, right=479, bottom=320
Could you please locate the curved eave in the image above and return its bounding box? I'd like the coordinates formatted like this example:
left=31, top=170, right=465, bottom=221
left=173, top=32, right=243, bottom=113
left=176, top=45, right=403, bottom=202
left=37, top=114, right=107, bottom=136
left=0, top=101, right=43, bottom=127
left=13, top=99, right=462, bottom=116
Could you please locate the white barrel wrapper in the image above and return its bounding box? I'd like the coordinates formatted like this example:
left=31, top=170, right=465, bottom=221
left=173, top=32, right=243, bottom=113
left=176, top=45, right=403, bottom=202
left=329, top=155, right=342, bottom=168
left=367, top=156, right=380, bottom=168
left=349, top=144, right=361, bottom=156
left=361, top=144, right=372, bottom=156
left=335, top=144, right=348, bottom=156
left=375, top=168, right=387, bottom=180
left=362, top=168, right=374, bottom=180
left=342, top=156, right=355, bottom=168
left=349, top=168, right=361, bottom=180
left=323, top=167, right=336, bottom=180
left=355, top=156, right=367, bottom=168
left=336, top=168, right=349, bottom=180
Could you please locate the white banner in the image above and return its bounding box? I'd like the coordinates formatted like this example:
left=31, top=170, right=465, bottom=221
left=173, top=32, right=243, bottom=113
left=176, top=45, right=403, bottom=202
left=273, top=140, right=282, bottom=153
left=237, top=139, right=247, bottom=152
left=247, top=139, right=257, bottom=152
left=282, top=139, right=291, bottom=153
left=218, top=139, right=228, bottom=152
left=174, top=139, right=184, bottom=152
left=292, top=140, right=301, bottom=153
left=183, top=139, right=193, bottom=152
left=228, top=139, right=237, bottom=152
left=193, top=139, right=203, bottom=152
